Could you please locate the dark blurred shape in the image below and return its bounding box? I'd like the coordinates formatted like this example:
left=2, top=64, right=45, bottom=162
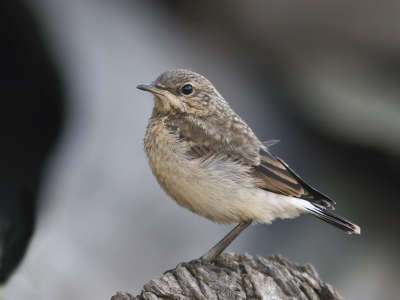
left=0, top=189, right=35, bottom=283
left=0, top=0, right=63, bottom=283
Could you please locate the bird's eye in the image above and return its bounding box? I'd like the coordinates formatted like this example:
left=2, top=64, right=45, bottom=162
left=181, top=84, right=193, bottom=95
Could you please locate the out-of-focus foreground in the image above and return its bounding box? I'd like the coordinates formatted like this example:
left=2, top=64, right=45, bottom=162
left=1, top=1, right=399, bottom=300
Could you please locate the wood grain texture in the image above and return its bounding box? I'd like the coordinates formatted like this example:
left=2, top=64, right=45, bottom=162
left=111, top=253, right=342, bottom=300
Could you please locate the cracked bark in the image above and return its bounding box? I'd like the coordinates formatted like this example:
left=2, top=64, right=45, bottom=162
left=111, top=253, right=343, bottom=300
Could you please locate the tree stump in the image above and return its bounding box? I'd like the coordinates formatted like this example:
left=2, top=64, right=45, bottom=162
left=111, top=253, right=342, bottom=300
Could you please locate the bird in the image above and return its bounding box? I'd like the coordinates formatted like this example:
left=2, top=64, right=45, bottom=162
left=137, top=69, right=360, bottom=261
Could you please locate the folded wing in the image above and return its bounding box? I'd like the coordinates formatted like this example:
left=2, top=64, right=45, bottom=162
left=172, top=117, right=335, bottom=209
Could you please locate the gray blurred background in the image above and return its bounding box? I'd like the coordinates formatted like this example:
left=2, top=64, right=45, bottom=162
left=1, top=0, right=399, bottom=299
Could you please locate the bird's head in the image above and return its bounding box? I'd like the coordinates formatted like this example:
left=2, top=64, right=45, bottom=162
left=137, top=69, right=227, bottom=117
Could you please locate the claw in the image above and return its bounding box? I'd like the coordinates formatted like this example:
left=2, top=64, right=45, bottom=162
left=163, top=258, right=204, bottom=274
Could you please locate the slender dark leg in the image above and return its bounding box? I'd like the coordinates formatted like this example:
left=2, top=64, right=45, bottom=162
left=201, top=219, right=253, bottom=261
left=163, top=219, right=253, bottom=274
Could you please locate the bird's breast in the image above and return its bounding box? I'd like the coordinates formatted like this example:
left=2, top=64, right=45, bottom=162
left=144, top=118, right=193, bottom=200
left=144, top=118, right=245, bottom=223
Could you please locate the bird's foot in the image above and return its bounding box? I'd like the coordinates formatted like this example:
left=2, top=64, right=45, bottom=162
left=163, top=258, right=204, bottom=274
left=163, top=256, right=235, bottom=275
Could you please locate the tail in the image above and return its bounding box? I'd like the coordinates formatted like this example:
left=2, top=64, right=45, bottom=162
left=291, top=199, right=361, bottom=234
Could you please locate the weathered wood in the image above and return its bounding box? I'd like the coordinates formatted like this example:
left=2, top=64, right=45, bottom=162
left=111, top=253, right=342, bottom=300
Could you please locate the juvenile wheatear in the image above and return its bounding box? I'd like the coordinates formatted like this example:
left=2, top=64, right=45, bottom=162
left=138, top=69, right=360, bottom=261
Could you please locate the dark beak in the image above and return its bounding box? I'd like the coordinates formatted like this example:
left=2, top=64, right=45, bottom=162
left=137, top=83, right=164, bottom=95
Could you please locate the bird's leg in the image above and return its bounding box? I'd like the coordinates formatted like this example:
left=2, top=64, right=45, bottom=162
left=163, top=219, right=253, bottom=274
left=201, top=219, right=253, bottom=261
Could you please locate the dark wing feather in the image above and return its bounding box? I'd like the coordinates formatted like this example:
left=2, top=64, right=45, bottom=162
left=253, top=147, right=335, bottom=208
